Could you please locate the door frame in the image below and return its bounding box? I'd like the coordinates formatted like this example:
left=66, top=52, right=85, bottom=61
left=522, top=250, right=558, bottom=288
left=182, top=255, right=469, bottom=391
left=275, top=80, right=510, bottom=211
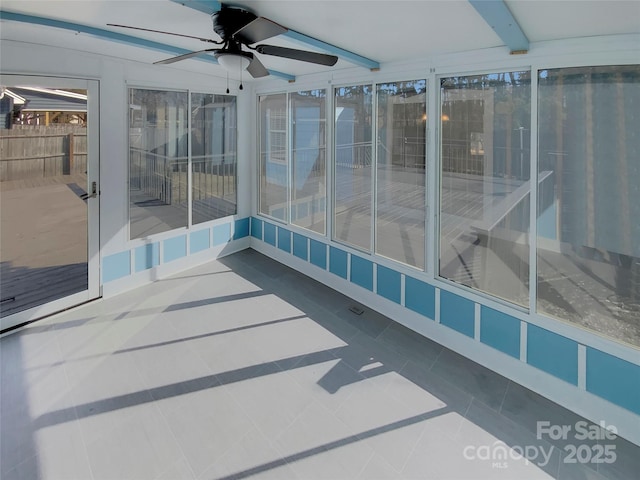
left=0, top=75, right=100, bottom=331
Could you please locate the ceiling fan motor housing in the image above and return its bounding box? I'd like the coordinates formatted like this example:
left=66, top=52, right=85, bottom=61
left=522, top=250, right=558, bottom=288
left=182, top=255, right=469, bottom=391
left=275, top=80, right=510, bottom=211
left=211, top=6, right=257, bottom=41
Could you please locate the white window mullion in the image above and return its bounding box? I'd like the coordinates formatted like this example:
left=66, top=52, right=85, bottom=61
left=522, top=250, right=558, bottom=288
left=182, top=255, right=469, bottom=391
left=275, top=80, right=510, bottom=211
left=529, top=67, right=539, bottom=314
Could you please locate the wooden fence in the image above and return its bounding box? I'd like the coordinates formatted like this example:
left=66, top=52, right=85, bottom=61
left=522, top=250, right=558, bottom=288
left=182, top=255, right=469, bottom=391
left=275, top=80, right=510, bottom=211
left=0, top=125, right=88, bottom=181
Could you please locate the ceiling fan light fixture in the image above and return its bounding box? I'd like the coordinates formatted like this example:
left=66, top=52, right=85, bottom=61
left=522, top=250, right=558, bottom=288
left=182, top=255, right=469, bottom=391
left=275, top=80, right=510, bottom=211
left=216, top=52, right=251, bottom=72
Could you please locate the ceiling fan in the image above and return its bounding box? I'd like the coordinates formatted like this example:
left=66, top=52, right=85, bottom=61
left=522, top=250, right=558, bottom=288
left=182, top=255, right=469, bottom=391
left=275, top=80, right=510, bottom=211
left=108, top=5, right=338, bottom=79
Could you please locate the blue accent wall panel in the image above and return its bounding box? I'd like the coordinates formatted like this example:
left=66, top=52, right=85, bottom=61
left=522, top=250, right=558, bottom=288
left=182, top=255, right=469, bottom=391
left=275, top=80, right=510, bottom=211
left=350, top=256, right=373, bottom=291
left=440, top=290, right=475, bottom=338
left=293, top=233, right=308, bottom=260
left=586, top=348, right=640, bottom=415
left=329, top=247, right=348, bottom=279
left=212, top=223, right=231, bottom=246
left=527, top=325, right=578, bottom=385
left=250, top=217, right=263, bottom=239
left=234, top=217, right=249, bottom=239
left=278, top=227, right=291, bottom=253
left=405, top=277, right=435, bottom=319
left=164, top=235, right=187, bottom=263
left=480, top=306, right=520, bottom=359
left=191, top=229, right=211, bottom=252
left=135, top=243, right=159, bottom=272
left=377, top=265, right=401, bottom=304
left=263, top=222, right=277, bottom=246
left=103, top=251, right=130, bottom=282
left=310, top=240, right=327, bottom=269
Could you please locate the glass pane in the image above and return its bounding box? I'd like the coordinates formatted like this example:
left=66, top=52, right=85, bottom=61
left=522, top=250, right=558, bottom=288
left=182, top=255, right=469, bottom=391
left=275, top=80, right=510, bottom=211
left=439, top=72, right=531, bottom=306
left=537, top=65, right=640, bottom=346
left=191, top=93, right=237, bottom=224
left=259, top=93, right=288, bottom=222
left=334, top=84, right=373, bottom=250
left=0, top=85, right=88, bottom=316
left=129, top=88, right=188, bottom=239
left=291, top=89, right=326, bottom=234
left=376, top=80, right=426, bottom=269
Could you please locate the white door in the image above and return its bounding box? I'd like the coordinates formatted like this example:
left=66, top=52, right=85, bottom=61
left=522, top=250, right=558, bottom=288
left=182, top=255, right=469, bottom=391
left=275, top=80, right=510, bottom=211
left=0, top=75, right=100, bottom=331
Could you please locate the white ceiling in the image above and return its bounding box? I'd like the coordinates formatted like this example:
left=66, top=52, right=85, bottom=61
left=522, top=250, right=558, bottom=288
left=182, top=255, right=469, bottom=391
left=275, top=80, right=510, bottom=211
left=1, top=0, right=639, bottom=82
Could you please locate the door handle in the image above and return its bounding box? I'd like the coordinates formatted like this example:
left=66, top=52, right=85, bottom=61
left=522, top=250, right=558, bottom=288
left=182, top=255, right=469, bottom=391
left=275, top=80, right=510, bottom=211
left=81, top=182, right=98, bottom=200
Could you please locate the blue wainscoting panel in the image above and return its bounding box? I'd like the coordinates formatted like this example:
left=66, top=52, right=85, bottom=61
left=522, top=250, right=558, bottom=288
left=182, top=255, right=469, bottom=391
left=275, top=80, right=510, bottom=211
left=310, top=240, right=327, bottom=269
left=440, top=290, right=475, bottom=338
left=351, top=256, right=373, bottom=291
left=329, top=247, right=348, bottom=279
left=586, top=348, right=640, bottom=415
left=191, top=229, right=211, bottom=252
left=278, top=227, right=291, bottom=253
left=234, top=217, right=249, bottom=239
left=480, top=306, right=520, bottom=359
left=164, top=235, right=187, bottom=263
left=103, top=251, right=130, bottom=282
left=377, top=265, right=401, bottom=304
left=212, top=223, right=232, bottom=246
left=405, top=276, right=435, bottom=319
left=263, top=222, right=277, bottom=247
left=293, top=233, right=308, bottom=260
left=134, top=243, right=160, bottom=272
left=527, top=325, right=578, bottom=385
left=250, top=217, right=263, bottom=239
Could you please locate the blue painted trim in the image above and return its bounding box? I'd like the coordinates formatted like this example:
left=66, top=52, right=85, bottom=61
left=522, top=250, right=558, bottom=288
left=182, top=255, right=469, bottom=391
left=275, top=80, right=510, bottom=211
left=135, top=243, right=160, bottom=272
left=293, top=233, right=308, bottom=260
left=586, top=348, right=640, bottom=415
left=404, top=277, right=435, bottom=319
left=329, top=247, right=348, bottom=279
left=527, top=325, right=578, bottom=385
left=480, top=306, right=520, bottom=359
left=263, top=222, right=277, bottom=246
left=468, top=0, right=529, bottom=52
left=191, top=229, right=211, bottom=253
left=164, top=235, right=187, bottom=263
left=267, top=70, right=297, bottom=82
left=277, top=227, right=292, bottom=253
left=234, top=218, right=249, bottom=239
left=212, top=223, right=232, bottom=246
left=376, top=265, right=401, bottom=304
left=350, top=256, right=373, bottom=291
left=440, top=291, right=475, bottom=338
left=0, top=11, right=219, bottom=64
left=169, top=0, right=222, bottom=15
left=251, top=217, right=263, bottom=239
left=309, top=240, right=327, bottom=270
left=103, top=252, right=131, bottom=283
left=284, top=30, right=380, bottom=70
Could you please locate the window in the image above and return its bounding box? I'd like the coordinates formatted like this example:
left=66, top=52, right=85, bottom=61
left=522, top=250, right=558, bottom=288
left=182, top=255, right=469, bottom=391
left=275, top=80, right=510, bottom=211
left=129, top=88, right=237, bottom=239
left=376, top=80, right=426, bottom=269
left=334, top=85, right=373, bottom=250
left=291, top=90, right=327, bottom=234
left=191, top=93, right=237, bottom=224
left=259, top=94, right=288, bottom=222
left=537, top=65, right=640, bottom=346
left=439, top=72, right=531, bottom=306
left=129, top=89, right=188, bottom=238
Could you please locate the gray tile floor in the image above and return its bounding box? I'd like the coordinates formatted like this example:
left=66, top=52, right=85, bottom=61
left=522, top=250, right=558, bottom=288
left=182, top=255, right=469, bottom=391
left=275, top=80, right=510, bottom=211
left=1, top=249, right=638, bottom=480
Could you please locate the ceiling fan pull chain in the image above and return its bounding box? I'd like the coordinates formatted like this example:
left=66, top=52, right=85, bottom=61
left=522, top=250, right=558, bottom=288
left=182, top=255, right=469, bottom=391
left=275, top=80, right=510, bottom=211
left=226, top=71, right=230, bottom=94
left=239, top=63, right=244, bottom=90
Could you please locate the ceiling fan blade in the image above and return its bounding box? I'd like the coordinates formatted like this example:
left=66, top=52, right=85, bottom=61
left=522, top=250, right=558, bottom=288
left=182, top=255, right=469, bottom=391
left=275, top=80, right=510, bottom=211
left=107, top=24, right=221, bottom=44
left=233, top=17, right=287, bottom=45
left=255, top=45, right=338, bottom=66
left=246, top=55, right=270, bottom=78
left=154, top=49, right=219, bottom=65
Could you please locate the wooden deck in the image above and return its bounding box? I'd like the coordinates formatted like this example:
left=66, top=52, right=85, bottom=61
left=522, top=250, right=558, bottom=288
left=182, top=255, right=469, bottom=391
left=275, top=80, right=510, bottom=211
left=0, top=174, right=89, bottom=318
